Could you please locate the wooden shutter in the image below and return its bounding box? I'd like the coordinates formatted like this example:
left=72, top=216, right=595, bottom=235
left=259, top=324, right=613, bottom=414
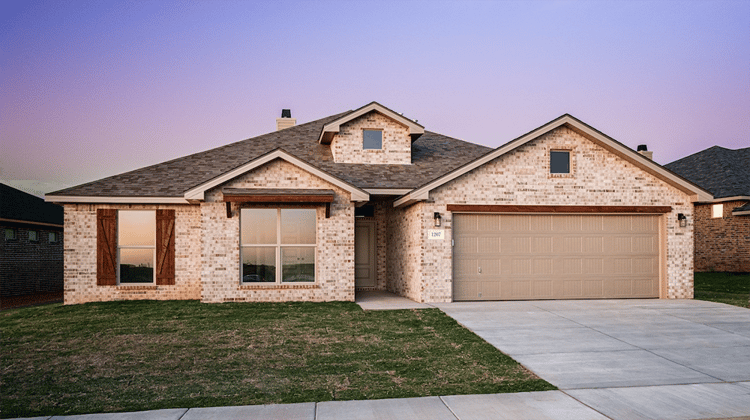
left=156, top=209, right=176, bottom=285
left=96, top=209, right=117, bottom=286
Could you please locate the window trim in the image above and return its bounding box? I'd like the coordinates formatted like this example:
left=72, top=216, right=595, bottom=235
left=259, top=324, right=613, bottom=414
left=712, top=203, right=723, bottom=219
left=117, top=210, right=156, bottom=285
left=363, top=129, right=383, bottom=150
left=550, top=150, right=571, bottom=174
left=240, top=208, right=317, bottom=284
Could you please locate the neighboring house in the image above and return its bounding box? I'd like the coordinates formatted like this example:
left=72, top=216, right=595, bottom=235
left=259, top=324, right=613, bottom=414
left=665, top=146, right=750, bottom=272
left=46, top=102, right=711, bottom=305
left=1, top=183, right=64, bottom=298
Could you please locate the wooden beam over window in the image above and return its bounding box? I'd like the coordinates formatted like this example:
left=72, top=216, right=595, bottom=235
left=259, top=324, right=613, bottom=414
left=223, top=188, right=335, bottom=218
left=446, top=204, right=673, bottom=214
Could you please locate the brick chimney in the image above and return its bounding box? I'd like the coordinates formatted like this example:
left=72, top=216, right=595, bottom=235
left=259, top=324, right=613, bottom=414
left=637, top=144, right=653, bottom=160
left=276, top=109, right=296, bottom=131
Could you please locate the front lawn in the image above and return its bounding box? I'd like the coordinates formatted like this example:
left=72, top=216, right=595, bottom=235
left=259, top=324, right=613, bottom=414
left=0, top=300, right=554, bottom=418
left=694, top=272, right=750, bottom=308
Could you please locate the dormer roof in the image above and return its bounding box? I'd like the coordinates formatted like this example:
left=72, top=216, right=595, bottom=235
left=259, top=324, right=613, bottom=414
left=318, top=101, right=424, bottom=144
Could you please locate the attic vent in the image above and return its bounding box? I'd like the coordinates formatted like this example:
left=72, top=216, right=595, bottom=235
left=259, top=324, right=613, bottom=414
left=276, top=109, right=296, bottom=131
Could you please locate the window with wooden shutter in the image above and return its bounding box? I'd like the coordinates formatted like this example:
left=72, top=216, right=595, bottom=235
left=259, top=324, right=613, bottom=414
left=156, top=209, right=176, bottom=285
left=97, top=209, right=117, bottom=285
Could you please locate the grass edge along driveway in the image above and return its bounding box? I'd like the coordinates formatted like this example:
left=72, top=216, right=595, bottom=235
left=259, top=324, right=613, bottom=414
left=0, top=300, right=554, bottom=418
left=694, top=271, right=750, bottom=308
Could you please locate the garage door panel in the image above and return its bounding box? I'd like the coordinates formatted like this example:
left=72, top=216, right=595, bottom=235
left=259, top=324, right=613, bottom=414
left=532, top=258, right=553, bottom=275
left=583, top=258, right=604, bottom=274
left=454, top=214, right=660, bottom=301
left=534, top=280, right=554, bottom=298
left=582, top=236, right=603, bottom=254
left=532, top=237, right=553, bottom=253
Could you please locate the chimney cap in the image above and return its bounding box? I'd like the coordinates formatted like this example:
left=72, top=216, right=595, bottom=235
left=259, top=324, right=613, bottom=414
left=637, top=144, right=648, bottom=152
left=281, top=109, right=291, bottom=118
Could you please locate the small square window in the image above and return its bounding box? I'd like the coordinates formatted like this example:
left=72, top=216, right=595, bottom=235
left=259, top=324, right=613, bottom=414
left=712, top=203, right=723, bottom=219
left=49, top=232, right=59, bottom=243
left=550, top=151, right=570, bottom=174
left=4, top=228, right=16, bottom=240
left=29, top=230, right=38, bottom=242
left=363, top=130, right=383, bottom=150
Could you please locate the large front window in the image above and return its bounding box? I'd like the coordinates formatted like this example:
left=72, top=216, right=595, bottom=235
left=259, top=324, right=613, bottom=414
left=241, top=208, right=316, bottom=283
left=118, top=210, right=155, bottom=284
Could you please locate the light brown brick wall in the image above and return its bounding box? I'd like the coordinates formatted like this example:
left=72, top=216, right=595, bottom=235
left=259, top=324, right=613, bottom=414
left=331, top=111, right=411, bottom=164
left=694, top=201, right=750, bottom=272
left=201, top=159, right=355, bottom=303
left=62, top=204, right=202, bottom=305
left=410, top=126, right=695, bottom=302
left=385, top=202, right=424, bottom=301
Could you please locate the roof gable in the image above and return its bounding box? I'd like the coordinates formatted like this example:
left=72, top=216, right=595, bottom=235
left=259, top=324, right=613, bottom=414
left=395, top=114, right=713, bottom=206
left=318, top=102, right=424, bottom=144
left=183, top=148, right=369, bottom=202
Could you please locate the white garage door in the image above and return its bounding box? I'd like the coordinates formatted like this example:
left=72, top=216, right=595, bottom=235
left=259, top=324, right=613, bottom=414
left=453, top=214, right=660, bottom=301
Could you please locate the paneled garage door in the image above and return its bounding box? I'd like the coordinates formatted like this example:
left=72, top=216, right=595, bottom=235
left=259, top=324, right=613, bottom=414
left=453, top=214, right=660, bottom=301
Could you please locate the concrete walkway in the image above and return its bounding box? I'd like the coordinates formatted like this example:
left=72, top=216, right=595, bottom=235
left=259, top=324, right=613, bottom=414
left=8, top=391, right=612, bottom=420
left=355, top=290, right=434, bottom=310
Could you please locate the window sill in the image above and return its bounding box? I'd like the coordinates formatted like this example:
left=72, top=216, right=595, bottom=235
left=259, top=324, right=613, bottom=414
left=239, top=283, right=319, bottom=290
left=117, top=285, right=158, bottom=290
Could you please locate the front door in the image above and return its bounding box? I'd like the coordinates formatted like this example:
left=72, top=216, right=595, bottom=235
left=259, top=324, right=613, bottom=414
left=355, top=220, right=376, bottom=288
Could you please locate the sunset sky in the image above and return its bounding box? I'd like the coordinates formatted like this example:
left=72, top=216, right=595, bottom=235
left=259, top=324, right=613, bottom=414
left=1, top=0, right=748, bottom=197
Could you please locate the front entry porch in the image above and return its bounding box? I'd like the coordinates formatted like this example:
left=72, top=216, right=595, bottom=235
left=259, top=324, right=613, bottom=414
left=355, top=290, right=433, bottom=310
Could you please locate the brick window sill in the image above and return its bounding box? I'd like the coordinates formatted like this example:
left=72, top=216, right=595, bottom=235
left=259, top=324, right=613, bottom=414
left=116, top=285, right=159, bottom=291
left=238, top=284, right=320, bottom=290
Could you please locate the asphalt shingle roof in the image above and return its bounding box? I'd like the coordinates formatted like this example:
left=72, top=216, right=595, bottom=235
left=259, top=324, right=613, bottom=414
left=49, top=111, right=493, bottom=198
left=664, top=146, right=750, bottom=199
left=1, top=183, right=64, bottom=225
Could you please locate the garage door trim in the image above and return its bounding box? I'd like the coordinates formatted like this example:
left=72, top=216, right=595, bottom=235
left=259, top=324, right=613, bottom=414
left=446, top=204, right=672, bottom=214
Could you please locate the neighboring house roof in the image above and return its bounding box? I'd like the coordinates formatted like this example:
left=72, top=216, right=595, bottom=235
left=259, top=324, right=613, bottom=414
left=47, top=111, right=491, bottom=199
left=734, top=202, right=750, bottom=216
left=1, top=183, right=63, bottom=226
left=664, top=146, right=750, bottom=200
left=395, top=114, right=714, bottom=206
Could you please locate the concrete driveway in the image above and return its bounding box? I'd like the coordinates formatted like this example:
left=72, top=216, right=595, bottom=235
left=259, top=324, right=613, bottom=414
left=435, top=299, right=750, bottom=420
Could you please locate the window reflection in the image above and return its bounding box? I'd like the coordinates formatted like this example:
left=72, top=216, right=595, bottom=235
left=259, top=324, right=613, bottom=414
left=241, top=208, right=316, bottom=283
left=281, top=209, right=316, bottom=244
left=241, top=209, right=277, bottom=244
left=242, top=247, right=276, bottom=283
left=118, top=210, right=155, bottom=284
left=119, top=211, right=155, bottom=246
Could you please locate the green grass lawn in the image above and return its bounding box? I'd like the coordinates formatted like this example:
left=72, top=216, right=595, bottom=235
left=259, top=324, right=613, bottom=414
left=0, top=301, right=554, bottom=418
left=694, top=272, right=750, bottom=308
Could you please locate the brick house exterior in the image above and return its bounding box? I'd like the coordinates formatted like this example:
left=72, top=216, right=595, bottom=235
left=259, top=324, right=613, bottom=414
left=1, top=183, right=64, bottom=298
left=666, top=147, right=750, bottom=272
left=47, top=102, right=711, bottom=304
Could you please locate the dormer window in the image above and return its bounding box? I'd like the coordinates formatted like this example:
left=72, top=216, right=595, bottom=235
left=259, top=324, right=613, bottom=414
left=363, top=129, right=383, bottom=150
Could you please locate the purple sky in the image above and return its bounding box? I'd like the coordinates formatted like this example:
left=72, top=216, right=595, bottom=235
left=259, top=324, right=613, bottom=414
left=1, top=0, right=748, bottom=197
